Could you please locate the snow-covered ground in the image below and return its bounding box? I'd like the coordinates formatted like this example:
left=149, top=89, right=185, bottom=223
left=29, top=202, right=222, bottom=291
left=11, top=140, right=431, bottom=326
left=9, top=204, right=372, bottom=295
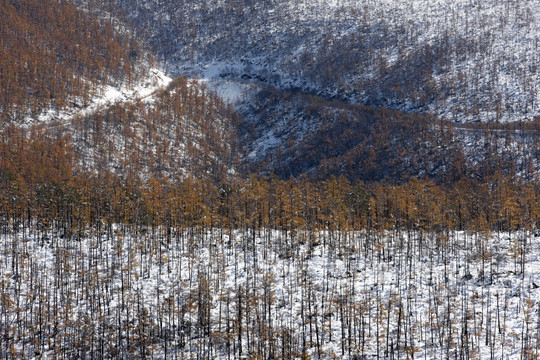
left=2, top=226, right=539, bottom=358
left=22, top=68, right=172, bottom=128
left=196, top=62, right=258, bottom=105
left=124, top=0, right=540, bottom=123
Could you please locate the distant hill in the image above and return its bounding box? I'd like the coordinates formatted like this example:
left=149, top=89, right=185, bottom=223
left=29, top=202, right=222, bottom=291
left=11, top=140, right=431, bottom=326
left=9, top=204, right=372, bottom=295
left=83, top=0, right=540, bottom=124
left=240, top=86, right=539, bottom=182
left=2, top=0, right=538, bottom=184
left=64, top=0, right=540, bottom=182
left=0, top=0, right=240, bottom=182
left=68, top=77, right=240, bottom=182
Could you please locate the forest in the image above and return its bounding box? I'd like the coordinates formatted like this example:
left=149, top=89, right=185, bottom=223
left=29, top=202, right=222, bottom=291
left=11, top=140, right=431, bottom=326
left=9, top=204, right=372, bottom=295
left=241, top=87, right=540, bottom=182
left=91, top=0, right=540, bottom=123
left=0, top=0, right=145, bottom=121
left=0, top=126, right=539, bottom=358
left=1, top=0, right=540, bottom=358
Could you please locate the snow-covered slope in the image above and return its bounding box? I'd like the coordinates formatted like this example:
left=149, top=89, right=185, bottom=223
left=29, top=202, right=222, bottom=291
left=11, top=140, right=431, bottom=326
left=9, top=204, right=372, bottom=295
left=98, top=0, right=540, bottom=123
left=237, top=85, right=539, bottom=182
left=62, top=75, right=239, bottom=181
left=3, top=0, right=241, bottom=182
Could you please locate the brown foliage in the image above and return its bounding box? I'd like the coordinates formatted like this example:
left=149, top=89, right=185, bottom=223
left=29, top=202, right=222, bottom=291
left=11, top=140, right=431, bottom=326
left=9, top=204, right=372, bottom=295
left=0, top=0, right=140, bottom=120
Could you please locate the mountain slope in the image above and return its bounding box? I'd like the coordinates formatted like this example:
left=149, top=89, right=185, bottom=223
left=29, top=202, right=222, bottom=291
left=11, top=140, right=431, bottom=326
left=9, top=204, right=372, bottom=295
left=1, top=0, right=240, bottom=182
left=68, top=77, right=240, bottom=181
left=3, top=0, right=536, bottom=183
left=240, top=86, right=539, bottom=182
left=92, top=0, right=540, bottom=124
left=0, top=0, right=144, bottom=121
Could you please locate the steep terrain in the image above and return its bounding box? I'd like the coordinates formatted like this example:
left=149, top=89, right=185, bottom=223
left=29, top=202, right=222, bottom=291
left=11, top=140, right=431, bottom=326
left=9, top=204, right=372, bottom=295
left=68, top=0, right=540, bottom=182
left=68, top=77, right=240, bottom=182
left=0, top=0, right=240, bottom=181
left=0, top=0, right=142, bottom=121
left=240, top=86, right=539, bottom=182
left=2, top=0, right=538, bottom=183
left=88, top=0, right=540, bottom=124
left=241, top=87, right=462, bottom=181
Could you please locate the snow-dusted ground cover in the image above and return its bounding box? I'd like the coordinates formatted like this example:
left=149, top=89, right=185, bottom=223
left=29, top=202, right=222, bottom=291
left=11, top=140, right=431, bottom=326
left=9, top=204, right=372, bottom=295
left=1, top=226, right=539, bottom=359
left=22, top=68, right=171, bottom=129
left=120, top=0, right=540, bottom=123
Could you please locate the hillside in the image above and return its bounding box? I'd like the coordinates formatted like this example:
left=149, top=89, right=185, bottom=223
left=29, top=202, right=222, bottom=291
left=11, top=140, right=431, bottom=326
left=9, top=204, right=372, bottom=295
left=88, top=0, right=540, bottom=124
left=0, top=0, right=143, bottom=121
left=240, top=86, right=539, bottom=182
left=68, top=77, right=240, bottom=182
left=0, top=0, right=240, bottom=182
left=65, top=0, right=540, bottom=183
left=2, top=0, right=537, bottom=182
left=0, top=1, right=539, bottom=357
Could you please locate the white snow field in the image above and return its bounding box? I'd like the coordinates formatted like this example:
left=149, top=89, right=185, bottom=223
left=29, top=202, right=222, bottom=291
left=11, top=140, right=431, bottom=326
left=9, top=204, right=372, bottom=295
left=1, top=226, right=539, bottom=359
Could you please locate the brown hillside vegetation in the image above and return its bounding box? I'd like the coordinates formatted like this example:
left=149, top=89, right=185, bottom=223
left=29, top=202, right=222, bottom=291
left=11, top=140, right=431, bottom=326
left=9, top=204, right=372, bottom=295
left=0, top=123, right=537, bottom=236
left=68, top=77, right=240, bottom=182
left=0, top=0, right=141, bottom=121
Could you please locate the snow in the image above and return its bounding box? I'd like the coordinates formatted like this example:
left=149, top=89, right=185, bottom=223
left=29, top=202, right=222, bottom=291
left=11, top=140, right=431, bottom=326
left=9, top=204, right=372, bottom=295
left=22, top=68, right=172, bottom=128
left=196, top=62, right=262, bottom=105
left=2, top=227, right=539, bottom=358
left=136, top=0, right=540, bottom=123
left=201, top=79, right=251, bottom=105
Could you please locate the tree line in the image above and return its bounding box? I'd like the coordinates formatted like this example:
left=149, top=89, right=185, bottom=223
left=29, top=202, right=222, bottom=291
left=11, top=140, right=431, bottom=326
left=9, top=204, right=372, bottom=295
left=1, top=125, right=538, bottom=237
